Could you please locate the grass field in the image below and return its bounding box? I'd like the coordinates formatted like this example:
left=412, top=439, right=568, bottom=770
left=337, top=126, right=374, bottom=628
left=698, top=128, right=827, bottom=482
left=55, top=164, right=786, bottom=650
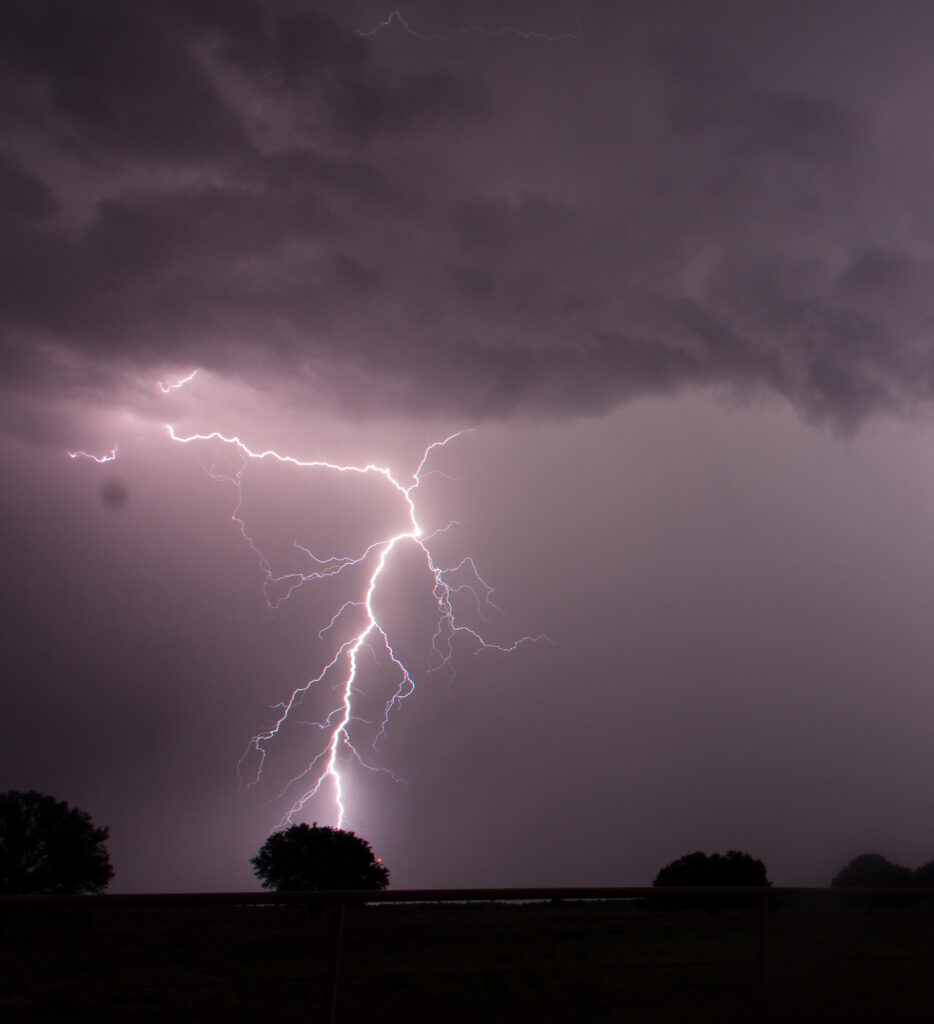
left=3, top=897, right=934, bottom=1022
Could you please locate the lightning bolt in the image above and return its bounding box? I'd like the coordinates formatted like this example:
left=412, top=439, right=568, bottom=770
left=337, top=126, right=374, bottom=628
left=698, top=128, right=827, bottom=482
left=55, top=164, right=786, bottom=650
left=158, top=369, right=199, bottom=394
left=358, top=3, right=590, bottom=42
left=66, top=371, right=546, bottom=829
left=68, top=446, right=117, bottom=463
left=153, top=415, right=547, bottom=829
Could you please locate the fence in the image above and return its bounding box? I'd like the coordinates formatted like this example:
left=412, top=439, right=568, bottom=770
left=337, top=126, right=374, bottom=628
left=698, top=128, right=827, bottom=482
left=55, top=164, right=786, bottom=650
left=3, top=887, right=934, bottom=1022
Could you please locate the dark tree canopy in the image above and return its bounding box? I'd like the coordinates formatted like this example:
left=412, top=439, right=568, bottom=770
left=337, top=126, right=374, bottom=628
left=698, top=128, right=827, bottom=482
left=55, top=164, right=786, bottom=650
left=915, top=860, right=934, bottom=887
left=653, top=850, right=770, bottom=887
left=251, top=823, right=389, bottom=892
left=831, top=854, right=916, bottom=888
left=0, top=790, right=114, bottom=894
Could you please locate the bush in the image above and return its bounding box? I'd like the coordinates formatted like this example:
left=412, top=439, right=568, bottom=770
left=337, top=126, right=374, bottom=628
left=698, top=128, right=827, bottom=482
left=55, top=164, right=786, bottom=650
left=915, top=859, right=934, bottom=887
left=830, top=854, right=915, bottom=889
left=251, top=823, right=389, bottom=892
left=651, top=850, right=770, bottom=913
left=0, top=790, right=113, bottom=894
left=654, top=850, right=770, bottom=887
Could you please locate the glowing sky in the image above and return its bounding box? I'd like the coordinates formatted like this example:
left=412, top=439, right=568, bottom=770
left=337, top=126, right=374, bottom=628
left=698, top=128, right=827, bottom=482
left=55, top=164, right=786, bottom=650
left=4, top=1, right=934, bottom=891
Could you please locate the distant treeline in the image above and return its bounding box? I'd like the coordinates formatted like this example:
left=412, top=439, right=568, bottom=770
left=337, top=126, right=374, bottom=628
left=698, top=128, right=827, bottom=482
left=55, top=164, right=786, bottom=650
left=830, top=854, right=934, bottom=888
left=5, top=786, right=934, bottom=898
left=652, top=850, right=934, bottom=889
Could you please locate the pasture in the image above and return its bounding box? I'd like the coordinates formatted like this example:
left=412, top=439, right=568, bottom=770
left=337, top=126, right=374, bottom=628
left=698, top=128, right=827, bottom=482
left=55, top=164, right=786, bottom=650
left=3, top=893, right=934, bottom=1021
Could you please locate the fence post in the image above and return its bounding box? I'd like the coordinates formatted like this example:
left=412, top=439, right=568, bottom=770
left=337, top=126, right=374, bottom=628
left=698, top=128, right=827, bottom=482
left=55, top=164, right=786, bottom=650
left=755, top=890, right=769, bottom=1024
left=324, top=899, right=345, bottom=1024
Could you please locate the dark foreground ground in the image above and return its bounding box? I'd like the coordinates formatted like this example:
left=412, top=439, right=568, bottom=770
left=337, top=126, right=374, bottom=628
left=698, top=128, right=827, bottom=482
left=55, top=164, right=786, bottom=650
left=3, top=896, right=934, bottom=1022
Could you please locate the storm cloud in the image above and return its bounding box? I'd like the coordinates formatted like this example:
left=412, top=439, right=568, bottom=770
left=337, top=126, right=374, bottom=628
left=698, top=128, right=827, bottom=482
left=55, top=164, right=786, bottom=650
left=2, top=0, right=933, bottom=441
left=9, top=1, right=934, bottom=896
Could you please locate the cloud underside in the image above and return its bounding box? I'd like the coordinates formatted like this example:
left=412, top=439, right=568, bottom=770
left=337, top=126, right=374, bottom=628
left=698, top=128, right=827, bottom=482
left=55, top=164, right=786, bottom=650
left=2, top=0, right=933, bottom=434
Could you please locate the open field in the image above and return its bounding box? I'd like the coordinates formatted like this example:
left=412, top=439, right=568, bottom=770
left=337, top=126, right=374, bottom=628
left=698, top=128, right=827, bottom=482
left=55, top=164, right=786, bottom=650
left=3, top=894, right=934, bottom=1022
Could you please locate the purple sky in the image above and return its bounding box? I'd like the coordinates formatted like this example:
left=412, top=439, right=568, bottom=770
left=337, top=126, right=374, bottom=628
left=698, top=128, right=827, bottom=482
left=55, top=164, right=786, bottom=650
left=4, top=0, right=934, bottom=892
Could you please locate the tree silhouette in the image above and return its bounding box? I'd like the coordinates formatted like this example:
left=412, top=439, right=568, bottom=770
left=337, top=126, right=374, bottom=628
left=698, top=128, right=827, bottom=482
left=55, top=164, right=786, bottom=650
left=915, top=859, right=934, bottom=887
left=251, top=823, right=389, bottom=891
left=653, top=850, right=770, bottom=887
left=831, top=854, right=915, bottom=888
left=0, top=790, right=114, bottom=894
left=651, top=850, right=770, bottom=912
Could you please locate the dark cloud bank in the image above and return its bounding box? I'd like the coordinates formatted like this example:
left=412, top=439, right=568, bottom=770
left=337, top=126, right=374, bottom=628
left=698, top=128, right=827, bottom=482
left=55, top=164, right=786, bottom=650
left=7, top=2, right=934, bottom=894
left=3, top=0, right=934, bottom=439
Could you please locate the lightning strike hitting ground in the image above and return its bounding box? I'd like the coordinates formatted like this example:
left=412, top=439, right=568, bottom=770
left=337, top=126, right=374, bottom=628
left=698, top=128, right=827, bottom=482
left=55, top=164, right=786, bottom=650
left=68, top=386, right=545, bottom=831
left=165, top=423, right=545, bottom=828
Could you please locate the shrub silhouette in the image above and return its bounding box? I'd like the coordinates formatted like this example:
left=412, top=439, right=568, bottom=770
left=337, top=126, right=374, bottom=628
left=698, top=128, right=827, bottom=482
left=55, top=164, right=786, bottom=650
left=654, top=850, right=770, bottom=887
left=915, top=859, right=934, bottom=887
left=651, top=850, right=770, bottom=912
left=0, top=790, right=114, bottom=894
left=830, top=854, right=915, bottom=888
left=251, top=823, right=389, bottom=891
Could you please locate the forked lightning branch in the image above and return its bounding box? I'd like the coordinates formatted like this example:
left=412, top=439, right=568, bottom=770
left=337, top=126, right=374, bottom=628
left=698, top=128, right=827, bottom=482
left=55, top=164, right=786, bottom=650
left=70, top=377, right=545, bottom=828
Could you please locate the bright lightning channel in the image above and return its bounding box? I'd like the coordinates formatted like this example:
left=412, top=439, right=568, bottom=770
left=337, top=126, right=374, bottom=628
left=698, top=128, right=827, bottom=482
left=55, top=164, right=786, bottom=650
left=158, top=369, right=199, bottom=393
left=358, top=3, right=589, bottom=41
left=68, top=446, right=117, bottom=463
left=164, top=423, right=547, bottom=829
